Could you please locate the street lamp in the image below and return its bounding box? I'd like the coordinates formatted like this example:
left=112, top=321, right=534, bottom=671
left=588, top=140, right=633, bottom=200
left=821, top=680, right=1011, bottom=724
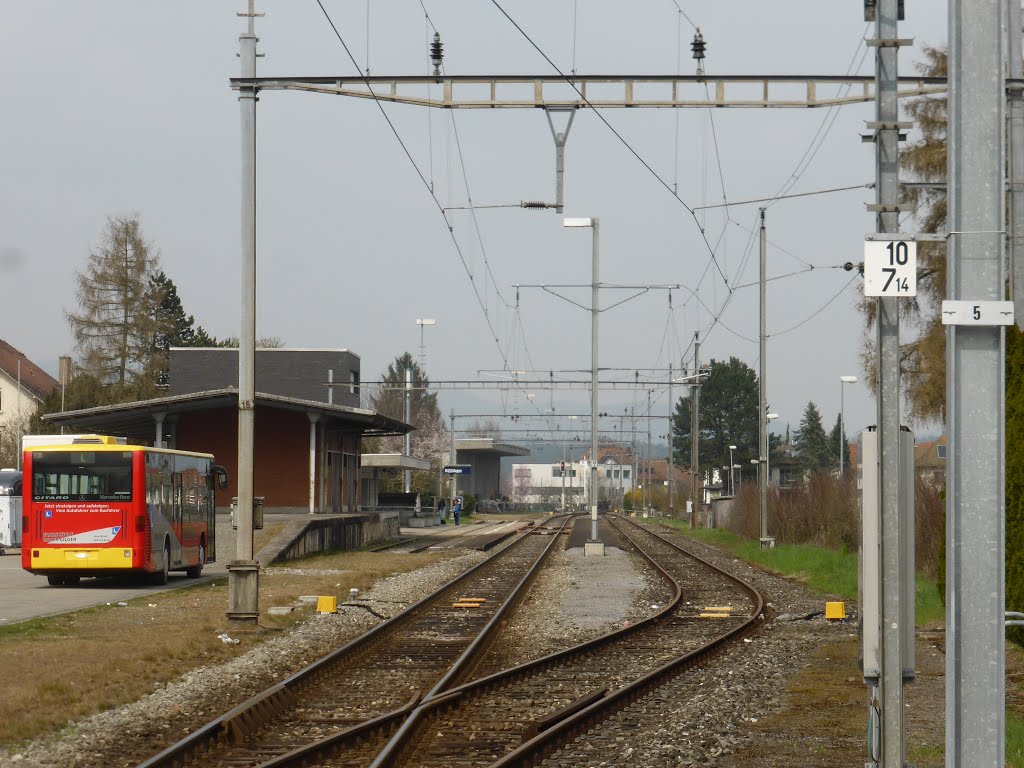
left=839, top=375, right=858, bottom=475
left=416, top=318, right=437, bottom=370
left=728, top=445, right=737, bottom=496
left=564, top=216, right=603, bottom=556
left=765, top=413, right=779, bottom=485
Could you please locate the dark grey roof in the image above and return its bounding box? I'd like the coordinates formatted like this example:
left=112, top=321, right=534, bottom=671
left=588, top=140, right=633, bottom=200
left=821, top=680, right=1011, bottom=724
left=169, top=348, right=361, bottom=407
left=41, top=388, right=410, bottom=440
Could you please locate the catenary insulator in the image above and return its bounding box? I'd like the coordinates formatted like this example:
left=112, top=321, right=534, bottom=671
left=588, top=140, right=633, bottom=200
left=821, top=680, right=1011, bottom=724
left=521, top=201, right=552, bottom=209
left=430, top=32, right=444, bottom=77
left=691, top=30, right=706, bottom=61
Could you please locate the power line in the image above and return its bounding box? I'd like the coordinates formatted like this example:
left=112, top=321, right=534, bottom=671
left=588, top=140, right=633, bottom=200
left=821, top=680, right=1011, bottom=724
left=312, top=0, right=520, bottom=382
left=488, top=0, right=731, bottom=291
left=693, top=183, right=873, bottom=211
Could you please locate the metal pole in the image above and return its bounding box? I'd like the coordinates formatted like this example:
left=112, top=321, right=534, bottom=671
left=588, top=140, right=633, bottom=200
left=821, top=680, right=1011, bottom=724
left=449, top=409, right=455, bottom=511
left=873, top=0, right=909, bottom=763
left=647, top=389, right=652, bottom=512
left=590, top=219, right=600, bottom=544
left=729, top=446, right=735, bottom=496
left=632, top=407, right=637, bottom=510
left=228, top=0, right=260, bottom=623
left=404, top=369, right=412, bottom=493
left=1011, top=0, right=1024, bottom=328
left=561, top=445, right=566, bottom=513
left=668, top=362, right=674, bottom=514
left=759, top=210, right=769, bottom=547
left=947, top=0, right=1006, bottom=765
left=840, top=382, right=845, bottom=475
left=16, top=360, right=21, bottom=471
left=690, top=333, right=700, bottom=527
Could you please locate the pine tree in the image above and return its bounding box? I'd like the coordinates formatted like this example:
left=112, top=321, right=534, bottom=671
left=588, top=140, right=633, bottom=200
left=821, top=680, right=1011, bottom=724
left=828, top=413, right=849, bottom=471
left=149, top=271, right=197, bottom=387
left=368, top=353, right=447, bottom=496
left=67, top=215, right=161, bottom=391
left=793, top=401, right=831, bottom=473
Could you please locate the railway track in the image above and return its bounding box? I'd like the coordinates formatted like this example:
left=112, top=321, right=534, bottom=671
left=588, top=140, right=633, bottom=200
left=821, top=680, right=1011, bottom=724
left=218, top=517, right=760, bottom=768
left=135, top=516, right=570, bottom=768
left=358, top=517, right=761, bottom=768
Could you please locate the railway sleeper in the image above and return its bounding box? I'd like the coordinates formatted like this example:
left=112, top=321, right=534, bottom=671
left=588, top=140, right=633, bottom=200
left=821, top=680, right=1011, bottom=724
left=221, top=684, right=298, bottom=746
left=519, top=688, right=607, bottom=744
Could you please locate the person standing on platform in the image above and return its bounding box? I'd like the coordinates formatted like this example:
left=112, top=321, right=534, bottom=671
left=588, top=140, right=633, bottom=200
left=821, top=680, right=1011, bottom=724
left=452, top=496, right=463, bottom=526
left=437, top=497, right=447, bottom=525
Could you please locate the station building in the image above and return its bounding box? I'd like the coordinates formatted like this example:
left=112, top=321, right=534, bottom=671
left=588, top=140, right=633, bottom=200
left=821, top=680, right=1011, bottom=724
left=42, top=348, right=410, bottom=515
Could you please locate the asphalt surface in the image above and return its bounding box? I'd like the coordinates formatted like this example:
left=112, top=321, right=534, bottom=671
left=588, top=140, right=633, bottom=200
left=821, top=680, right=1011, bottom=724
left=0, top=514, right=535, bottom=626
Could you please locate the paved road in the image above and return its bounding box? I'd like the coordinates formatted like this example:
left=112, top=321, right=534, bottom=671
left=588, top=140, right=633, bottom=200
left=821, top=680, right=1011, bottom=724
left=0, top=515, right=533, bottom=626
left=0, top=514, right=241, bottom=627
left=0, top=549, right=229, bottom=626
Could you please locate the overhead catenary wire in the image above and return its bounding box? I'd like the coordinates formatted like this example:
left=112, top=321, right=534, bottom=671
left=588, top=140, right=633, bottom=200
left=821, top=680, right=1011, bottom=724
left=312, top=0, right=522, bottom=384
left=693, top=183, right=874, bottom=211
left=489, top=0, right=731, bottom=291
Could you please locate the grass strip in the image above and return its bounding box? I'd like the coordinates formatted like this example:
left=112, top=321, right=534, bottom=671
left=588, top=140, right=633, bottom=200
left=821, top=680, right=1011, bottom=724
left=659, top=520, right=944, bottom=625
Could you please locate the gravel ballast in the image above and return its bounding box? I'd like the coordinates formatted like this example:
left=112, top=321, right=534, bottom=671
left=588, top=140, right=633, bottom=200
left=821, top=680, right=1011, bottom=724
left=0, top=524, right=905, bottom=768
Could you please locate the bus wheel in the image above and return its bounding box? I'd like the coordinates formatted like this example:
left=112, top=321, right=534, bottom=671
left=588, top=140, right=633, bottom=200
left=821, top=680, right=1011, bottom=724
left=47, top=575, right=65, bottom=587
left=153, top=543, right=170, bottom=586
left=186, top=541, right=205, bottom=579
left=64, top=576, right=80, bottom=586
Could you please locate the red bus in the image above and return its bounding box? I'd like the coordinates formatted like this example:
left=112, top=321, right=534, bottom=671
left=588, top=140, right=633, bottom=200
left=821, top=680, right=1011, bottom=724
left=22, top=437, right=227, bottom=586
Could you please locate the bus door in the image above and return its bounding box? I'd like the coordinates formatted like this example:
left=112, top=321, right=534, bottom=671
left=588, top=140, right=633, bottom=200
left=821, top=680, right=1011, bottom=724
left=171, top=472, right=183, bottom=565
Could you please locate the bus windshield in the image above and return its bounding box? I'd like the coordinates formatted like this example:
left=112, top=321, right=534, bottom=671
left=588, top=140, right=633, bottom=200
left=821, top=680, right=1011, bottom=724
left=32, top=451, right=133, bottom=501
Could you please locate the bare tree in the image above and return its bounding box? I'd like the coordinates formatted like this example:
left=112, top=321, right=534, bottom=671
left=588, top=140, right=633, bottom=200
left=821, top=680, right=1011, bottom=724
left=67, top=215, right=161, bottom=390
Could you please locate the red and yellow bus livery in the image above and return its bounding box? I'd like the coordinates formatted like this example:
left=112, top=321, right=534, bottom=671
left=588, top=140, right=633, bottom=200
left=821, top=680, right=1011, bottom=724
left=22, top=437, right=227, bottom=586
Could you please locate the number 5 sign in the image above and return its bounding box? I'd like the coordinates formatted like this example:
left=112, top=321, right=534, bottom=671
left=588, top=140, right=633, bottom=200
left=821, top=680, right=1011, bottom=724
left=863, top=239, right=917, bottom=297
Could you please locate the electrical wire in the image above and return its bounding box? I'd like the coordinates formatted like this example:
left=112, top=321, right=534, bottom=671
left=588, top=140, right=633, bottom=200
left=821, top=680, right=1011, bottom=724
left=768, top=273, right=860, bottom=337
left=489, top=0, right=731, bottom=291
left=693, top=183, right=874, bottom=211
left=312, top=0, right=516, bottom=376
left=766, top=27, right=871, bottom=206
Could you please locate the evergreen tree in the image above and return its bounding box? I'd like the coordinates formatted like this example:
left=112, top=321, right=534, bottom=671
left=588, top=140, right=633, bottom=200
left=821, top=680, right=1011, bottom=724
left=149, top=271, right=196, bottom=387
left=368, top=352, right=447, bottom=496
left=828, top=413, right=849, bottom=471
left=793, top=401, right=831, bottom=472
left=672, top=357, right=761, bottom=478
left=67, top=215, right=161, bottom=392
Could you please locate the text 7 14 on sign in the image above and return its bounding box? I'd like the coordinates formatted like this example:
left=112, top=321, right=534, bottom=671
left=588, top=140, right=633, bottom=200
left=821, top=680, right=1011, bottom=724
left=863, top=239, right=917, bottom=297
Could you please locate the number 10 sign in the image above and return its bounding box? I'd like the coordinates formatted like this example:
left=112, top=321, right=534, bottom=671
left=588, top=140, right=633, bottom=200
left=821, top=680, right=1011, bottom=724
left=863, top=239, right=917, bottom=297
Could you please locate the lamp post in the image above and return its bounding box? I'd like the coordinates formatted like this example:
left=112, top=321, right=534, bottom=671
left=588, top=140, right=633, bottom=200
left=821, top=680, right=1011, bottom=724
left=839, top=375, right=857, bottom=475
left=564, top=216, right=604, bottom=556
left=416, top=318, right=437, bottom=370
left=760, top=412, right=779, bottom=549
left=728, top=445, right=737, bottom=496
left=765, top=413, right=779, bottom=486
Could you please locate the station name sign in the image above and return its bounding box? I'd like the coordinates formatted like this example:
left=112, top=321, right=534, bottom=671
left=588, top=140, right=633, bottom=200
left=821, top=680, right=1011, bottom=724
left=443, top=464, right=472, bottom=475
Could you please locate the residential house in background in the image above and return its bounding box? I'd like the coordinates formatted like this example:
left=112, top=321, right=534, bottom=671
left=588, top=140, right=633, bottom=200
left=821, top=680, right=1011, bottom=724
left=0, top=340, right=59, bottom=431
left=914, top=436, right=947, bottom=487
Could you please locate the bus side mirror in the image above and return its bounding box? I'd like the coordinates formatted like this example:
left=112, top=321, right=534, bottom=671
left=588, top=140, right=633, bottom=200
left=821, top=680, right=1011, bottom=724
left=213, top=465, right=229, bottom=491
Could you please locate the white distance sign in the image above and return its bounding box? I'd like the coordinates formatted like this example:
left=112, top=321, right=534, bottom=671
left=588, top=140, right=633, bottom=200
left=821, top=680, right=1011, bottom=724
left=863, top=239, right=917, bottom=297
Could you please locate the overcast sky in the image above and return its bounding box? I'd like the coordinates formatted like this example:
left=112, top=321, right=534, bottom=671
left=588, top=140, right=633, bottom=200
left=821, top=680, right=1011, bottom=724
left=0, top=2, right=948, bottom=447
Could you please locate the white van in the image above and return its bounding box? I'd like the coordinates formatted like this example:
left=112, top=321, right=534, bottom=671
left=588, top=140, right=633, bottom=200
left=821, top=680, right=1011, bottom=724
left=0, top=469, right=22, bottom=553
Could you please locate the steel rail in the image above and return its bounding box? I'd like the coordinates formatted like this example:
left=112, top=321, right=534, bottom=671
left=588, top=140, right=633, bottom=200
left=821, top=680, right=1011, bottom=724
left=488, top=517, right=764, bottom=768
left=364, top=515, right=687, bottom=767
left=134, top=516, right=569, bottom=768
left=233, top=515, right=682, bottom=768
